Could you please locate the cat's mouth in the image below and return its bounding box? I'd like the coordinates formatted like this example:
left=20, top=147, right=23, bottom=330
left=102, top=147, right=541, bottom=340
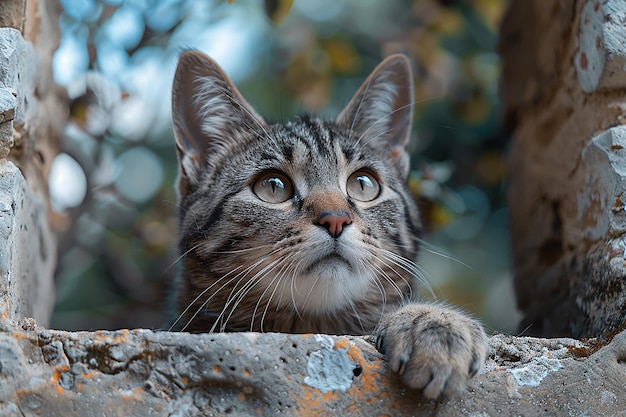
left=305, top=253, right=353, bottom=274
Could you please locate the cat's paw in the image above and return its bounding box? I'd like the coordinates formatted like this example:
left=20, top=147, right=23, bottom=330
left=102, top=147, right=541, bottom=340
left=373, top=303, right=487, bottom=400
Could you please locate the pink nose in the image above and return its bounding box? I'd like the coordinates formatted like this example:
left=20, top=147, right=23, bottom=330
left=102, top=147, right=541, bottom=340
left=317, top=211, right=352, bottom=238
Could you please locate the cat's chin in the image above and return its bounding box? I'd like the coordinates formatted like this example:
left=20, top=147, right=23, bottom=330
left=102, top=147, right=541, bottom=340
left=279, top=256, right=371, bottom=315
left=305, top=253, right=352, bottom=274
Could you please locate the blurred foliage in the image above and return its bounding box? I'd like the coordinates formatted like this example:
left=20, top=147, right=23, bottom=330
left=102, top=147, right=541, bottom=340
left=51, top=0, right=518, bottom=333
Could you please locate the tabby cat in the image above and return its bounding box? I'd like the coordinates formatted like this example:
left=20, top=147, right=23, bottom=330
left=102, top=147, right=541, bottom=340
left=170, top=50, right=487, bottom=399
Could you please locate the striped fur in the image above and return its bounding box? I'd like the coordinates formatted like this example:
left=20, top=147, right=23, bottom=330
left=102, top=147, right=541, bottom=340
left=171, top=51, right=487, bottom=399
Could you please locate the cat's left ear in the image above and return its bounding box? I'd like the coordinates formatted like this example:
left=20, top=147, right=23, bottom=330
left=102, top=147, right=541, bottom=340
left=336, top=54, right=414, bottom=177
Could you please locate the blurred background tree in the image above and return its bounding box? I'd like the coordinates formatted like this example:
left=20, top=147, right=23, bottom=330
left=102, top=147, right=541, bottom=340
left=49, top=0, right=517, bottom=333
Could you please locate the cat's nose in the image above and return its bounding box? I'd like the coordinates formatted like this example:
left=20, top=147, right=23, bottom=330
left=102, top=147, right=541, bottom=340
left=317, top=211, right=352, bottom=238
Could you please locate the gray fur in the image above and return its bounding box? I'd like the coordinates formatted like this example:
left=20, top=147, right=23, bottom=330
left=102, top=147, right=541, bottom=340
left=170, top=51, right=487, bottom=399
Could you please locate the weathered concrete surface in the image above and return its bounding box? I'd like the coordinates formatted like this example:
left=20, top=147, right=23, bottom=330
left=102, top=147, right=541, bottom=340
left=0, top=327, right=624, bottom=416
left=0, top=2, right=65, bottom=328
left=501, top=0, right=626, bottom=337
left=0, top=29, right=57, bottom=327
left=0, top=161, right=56, bottom=327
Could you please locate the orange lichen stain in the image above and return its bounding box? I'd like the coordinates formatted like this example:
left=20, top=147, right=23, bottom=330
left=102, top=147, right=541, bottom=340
left=239, top=392, right=246, bottom=402
left=243, top=367, right=251, bottom=377
left=52, top=366, right=70, bottom=388
left=333, top=337, right=349, bottom=350
left=615, top=195, right=624, bottom=208
left=80, top=371, right=99, bottom=379
left=580, top=187, right=608, bottom=230
left=15, top=388, right=28, bottom=397
left=345, top=342, right=391, bottom=401
left=611, top=144, right=624, bottom=151
left=293, top=388, right=341, bottom=416
left=120, top=387, right=144, bottom=402
left=213, top=365, right=221, bottom=373
left=580, top=51, right=588, bottom=70
left=113, top=329, right=130, bottom=344
left=180, top=376, right=189, bottom=385
left=10, top=330, right=31, bottom=340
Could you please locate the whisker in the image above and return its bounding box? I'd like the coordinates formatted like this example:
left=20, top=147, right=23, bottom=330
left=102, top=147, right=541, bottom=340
left=377, top=246, right=435, bottom=297
left=368, top=259, right=405, bottom=300
left=182, top=251, right=278, bottom=332
left=257, top=258, right=296, bottom=331
left=213, top=243, right=276, bottom=255
left=161, top=243, right=201, bottom=279
left=288, top=259, right=306, bottom=319
left=213, top=251, right=285, bottom=332
left=169, top=263, right=246, bottom=331
left=230, top=253, right=296, bottom=331
left=361, top=258, right=387, bottom=306
left=416, top=237, right=474, bottom=271
left=299, top=272, right=323, bottom=316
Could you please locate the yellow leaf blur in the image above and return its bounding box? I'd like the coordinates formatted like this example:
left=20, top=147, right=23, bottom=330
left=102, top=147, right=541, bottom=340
left=324, top=38, right=361, bottom=74
left=430, top=8, right=464, bottom=35
left=458, top=94, right=491, bottom=124
left=432, top=204, right=456, bottom=227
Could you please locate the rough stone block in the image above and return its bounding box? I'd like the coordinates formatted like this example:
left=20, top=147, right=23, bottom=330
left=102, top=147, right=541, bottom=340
left=0, top=161, right=55, bottom=327
left=0, top=19, right=56, bottom=328
left=576, top=0, right=626, bottom=92
left=0, top=28, right=36, bottom=123
left=0, top=327, right=625, bottom=416
left=0, top=88, right=17, bottom=159
left=581, top=126, right=626, bottom=238
left=503, top=0, right=626, bottom=337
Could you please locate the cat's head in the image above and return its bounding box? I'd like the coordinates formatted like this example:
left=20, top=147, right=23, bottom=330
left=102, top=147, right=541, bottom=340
left=171, top=51, right=422, bottom=333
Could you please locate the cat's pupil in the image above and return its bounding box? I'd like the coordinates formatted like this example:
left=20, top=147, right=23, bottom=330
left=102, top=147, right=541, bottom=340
left=357, top=176, right=372, bottom=191
left=267, top=178, right=282, bottom=193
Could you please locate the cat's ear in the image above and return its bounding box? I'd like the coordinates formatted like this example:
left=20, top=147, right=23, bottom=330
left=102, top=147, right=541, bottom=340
left=172, top=51, right=267, bottom=192
left=336, top=54, right=414, bottom=177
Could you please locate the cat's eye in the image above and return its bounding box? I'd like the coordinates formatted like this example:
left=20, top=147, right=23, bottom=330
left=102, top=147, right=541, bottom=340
left=253, top=172, right=294, bottom=203
left=346, top=171, right=381, bottom=202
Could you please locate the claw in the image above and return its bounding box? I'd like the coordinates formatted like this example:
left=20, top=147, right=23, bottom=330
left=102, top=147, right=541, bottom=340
left=468, top=355, right=481, bottom=377
left=375, top=333, right=385, bottom=353
left=396, top=353, right=409, bottom=374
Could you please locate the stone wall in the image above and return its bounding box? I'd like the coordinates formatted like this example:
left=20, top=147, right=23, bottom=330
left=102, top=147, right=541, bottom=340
left=0, top=326, right=625, bottom=416
left=0, top=2, right=60, bottom=328
left=1, top=0, right=626, bottom=415
left=502, top=0, right=626, bottom=338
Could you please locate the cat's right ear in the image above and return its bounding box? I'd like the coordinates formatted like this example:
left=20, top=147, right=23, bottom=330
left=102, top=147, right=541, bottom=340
left=336, top=54, right=414, bottom=178
left=172, top=51, right=267, bottom=194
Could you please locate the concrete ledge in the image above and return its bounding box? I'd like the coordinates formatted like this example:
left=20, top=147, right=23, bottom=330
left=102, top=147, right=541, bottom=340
left=0, top=327, right=625, bottom=416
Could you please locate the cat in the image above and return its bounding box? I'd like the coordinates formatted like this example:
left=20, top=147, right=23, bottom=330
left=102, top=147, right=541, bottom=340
left=170, top=50, right=487, bottom=400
